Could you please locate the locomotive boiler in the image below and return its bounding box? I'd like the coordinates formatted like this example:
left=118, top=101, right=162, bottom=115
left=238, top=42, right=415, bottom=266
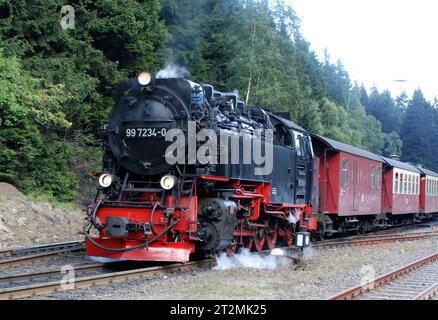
left=83, top=71, right=317, bottom=262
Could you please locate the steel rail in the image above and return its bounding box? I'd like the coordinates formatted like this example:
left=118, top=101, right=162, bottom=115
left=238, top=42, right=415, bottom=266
left=0, top=259, right=214, bottom=300
left=0, top=240, right=84, bottom=257
left=0, top=241, right=85, bottom=269
left=0, top=263, right=105, bottom=286
left=413, top=282, right=438, bottom=300
left=314, top=231, right=438, bottom=249
left=328, top=252, right=438, bottom=300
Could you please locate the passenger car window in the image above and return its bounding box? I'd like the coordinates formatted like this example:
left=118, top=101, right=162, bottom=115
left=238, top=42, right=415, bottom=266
left=394, top=172, right=399, bottom=194
left=377, top=167, right=381, bottom=190
left=342, top=159, right=349, bottom=187
left=415, top=177, right=420, bottom=194
left=371, top=166, right=375, bottom=190
left=404, top=175, right=407, bottom=194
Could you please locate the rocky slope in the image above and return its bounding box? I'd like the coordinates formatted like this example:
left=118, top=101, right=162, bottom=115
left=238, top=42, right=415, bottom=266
left=0, top=183, right=84, bottom=248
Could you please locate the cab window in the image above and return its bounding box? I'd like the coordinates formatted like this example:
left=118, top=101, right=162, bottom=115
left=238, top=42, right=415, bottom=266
left=293, top=131, right=305, bottom=158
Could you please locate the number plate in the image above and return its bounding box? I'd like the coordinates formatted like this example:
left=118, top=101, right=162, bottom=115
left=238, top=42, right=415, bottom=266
left=125, top=127, right=168, bottom=138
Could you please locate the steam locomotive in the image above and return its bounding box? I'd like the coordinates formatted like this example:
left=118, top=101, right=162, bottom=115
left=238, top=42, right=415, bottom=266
left=84, top=72, right=318, bottom=262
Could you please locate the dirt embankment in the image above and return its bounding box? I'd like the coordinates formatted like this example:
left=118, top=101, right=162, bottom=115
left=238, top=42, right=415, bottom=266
left=0, top=183, right=84, bottom=248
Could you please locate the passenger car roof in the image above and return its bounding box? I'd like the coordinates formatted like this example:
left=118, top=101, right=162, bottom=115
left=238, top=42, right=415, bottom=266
left=417, top=167, right=438, bottom=177
left=381, top=157, right=422, bottom=173
left=310, top=134, right=384, bottom=162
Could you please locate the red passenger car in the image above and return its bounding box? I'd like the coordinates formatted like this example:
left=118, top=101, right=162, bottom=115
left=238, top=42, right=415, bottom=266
left=381, top=157, right=421, bottom=222
left=311, top=135, right=384, bottom=235
left=418, top=167, right=438, bottom=216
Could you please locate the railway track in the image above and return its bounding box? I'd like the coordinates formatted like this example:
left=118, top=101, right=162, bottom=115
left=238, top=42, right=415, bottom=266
left=1, top=227, right=437, bottom=300
left=328, top=252, right=438, bottom=300
left=0, top=259, right=214, bottom=300
left=0, top=240, right=85, bottom=269
left=314, top=230, right=438, bottom=248
left=0, top=262, right=106, bottom=284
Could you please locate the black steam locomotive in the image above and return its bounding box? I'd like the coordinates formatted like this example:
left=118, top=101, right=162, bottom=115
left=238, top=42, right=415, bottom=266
left=84, top=71, right=317, bottom=262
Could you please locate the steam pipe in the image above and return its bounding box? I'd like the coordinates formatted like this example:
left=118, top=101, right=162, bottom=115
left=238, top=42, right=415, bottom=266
left=149, top=203, right=158, bottom=235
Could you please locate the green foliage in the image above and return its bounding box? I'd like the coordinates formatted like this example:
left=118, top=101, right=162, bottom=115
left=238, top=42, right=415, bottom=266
left=0, top=50, right=77, bottom=199
left=0, top=1, right=167, bottom=201
left=162, top=0, right=389, bottom=155
left=383, top=132, right=403, bottom=157
left=400, top=89, right=438, bottom=170
left=0, top=0, right=167, bottom=132
left=367, top=88, right=403, bottom=134
left=2, top=0, right=437, bottom=202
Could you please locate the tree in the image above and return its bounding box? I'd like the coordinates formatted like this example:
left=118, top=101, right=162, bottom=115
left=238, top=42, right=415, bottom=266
left=359, top=84, right=370, bottom=108
left=367, top=88, right=402, bottom=134
left=383, top=132, right=403, bottom=157
left=400, top=89, right=438, bottom=170
left=0, top=50, right=77, bottom=200
left=322, top=59, right=352, bottom=107
left=0, top=1, right=167, bottom=201
left=0, top=0, right=167, bottom=132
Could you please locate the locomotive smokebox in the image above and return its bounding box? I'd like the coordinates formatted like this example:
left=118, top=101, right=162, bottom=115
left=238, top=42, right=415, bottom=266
left=107, top=78, right=193, bottom=176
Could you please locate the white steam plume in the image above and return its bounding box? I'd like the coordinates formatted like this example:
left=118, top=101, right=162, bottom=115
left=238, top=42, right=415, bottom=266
left=156, top=63, right=189, bottom=79
left=214, top=249, right=289, bottom=271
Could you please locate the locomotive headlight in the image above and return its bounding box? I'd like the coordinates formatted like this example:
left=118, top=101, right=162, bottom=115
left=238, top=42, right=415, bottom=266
left=160, top=175, right=176, bottom=190
left=99, top=173, right=114, bottom=188
left=137, top=71, right=154, bottom=86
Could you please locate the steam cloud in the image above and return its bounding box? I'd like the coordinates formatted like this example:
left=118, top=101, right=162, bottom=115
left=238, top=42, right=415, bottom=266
left=156, top=63, right=189, bottom=79
left=214, top=247, right=316, bottom=271
left=214, top=249, right=289, bottom=270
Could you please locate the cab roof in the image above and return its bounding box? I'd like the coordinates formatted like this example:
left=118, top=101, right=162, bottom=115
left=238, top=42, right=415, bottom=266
left=269, top=113, right=307, bottom=132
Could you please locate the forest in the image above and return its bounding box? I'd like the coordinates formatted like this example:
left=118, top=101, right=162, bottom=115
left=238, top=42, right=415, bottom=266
left=0, top=0, right=437, bottom=202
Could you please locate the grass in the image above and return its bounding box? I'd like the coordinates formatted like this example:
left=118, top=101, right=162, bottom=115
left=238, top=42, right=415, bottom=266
left=0, top=190, right=81, bottom=211
left=24, top=193, right=82, bottom=211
